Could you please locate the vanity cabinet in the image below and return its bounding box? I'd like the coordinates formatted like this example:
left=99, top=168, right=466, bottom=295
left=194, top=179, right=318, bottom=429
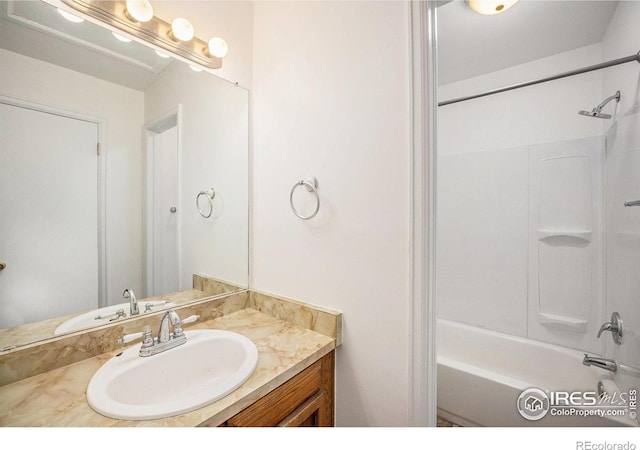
left=221, top=350, right=334, bottom=427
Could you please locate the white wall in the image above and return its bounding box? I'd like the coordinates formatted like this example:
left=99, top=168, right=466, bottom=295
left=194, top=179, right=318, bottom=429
left=151, top=1, right=254, bottom=89
left=601, top=1, right=640, bottom=373
left=145, top=61, right=249, bottom=289
left=252, top=1, right=412, bottom=426
left=0, top=48, right=145, bottom=307
left=438, top=43, right=604, bottom=155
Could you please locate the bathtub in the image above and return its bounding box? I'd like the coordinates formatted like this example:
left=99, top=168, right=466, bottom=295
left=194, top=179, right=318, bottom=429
left=437, top=319, right=639, bottom=427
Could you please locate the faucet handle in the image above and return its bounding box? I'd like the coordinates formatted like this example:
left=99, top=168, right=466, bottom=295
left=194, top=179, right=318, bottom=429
left=596, top=312, right=623, bottom=345
left=140, top=326, right=154, bottom=349
left=165, top=310, right=185, bottom=337
left=181, top=314, right=200, bottom=325
left=118, top=326, right=154, bottom=345
left=596, top=322, right=614, bottom=338
left=173, top=314, right=199, bottom=338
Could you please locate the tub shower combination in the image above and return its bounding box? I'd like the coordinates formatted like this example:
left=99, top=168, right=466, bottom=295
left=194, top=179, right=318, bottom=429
left=436, top=49, right=640, bottom=427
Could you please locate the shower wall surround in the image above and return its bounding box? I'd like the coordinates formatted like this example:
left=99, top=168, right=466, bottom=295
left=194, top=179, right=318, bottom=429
left=437, top=136, right=604, bottom=355
left=438, top=2, right=640, bottom=364
left=437, top=43, right=605, bottom=352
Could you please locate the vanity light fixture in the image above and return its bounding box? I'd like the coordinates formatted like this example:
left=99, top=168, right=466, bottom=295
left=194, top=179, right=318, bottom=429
left=51, top=0, right=225, bottom=70
left=57, top=8, right=84, bottom=23
left=169, top=17, right=194, bottom=42
left=466, top=0, right=519, bottom=15
left=205, top=37, right=228, bottom=59
left=123, top=0, right=153, bottom=23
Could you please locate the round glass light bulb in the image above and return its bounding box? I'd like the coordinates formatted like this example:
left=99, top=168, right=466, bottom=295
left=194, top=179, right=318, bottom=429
left=112, top=32, right=132, bottom=43
left=125, top=0, right=153, bottom=22
left=467, top=0, right=519, bottom=15
left=171, top=18, right=194, bottom=42
left=57, top=8, right=84, bottom=23
left=206, top=37, right=228, bottom=58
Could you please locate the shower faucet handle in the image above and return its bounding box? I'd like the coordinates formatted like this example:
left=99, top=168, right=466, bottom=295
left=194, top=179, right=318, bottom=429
left=596, top=312, right=623, bottom=345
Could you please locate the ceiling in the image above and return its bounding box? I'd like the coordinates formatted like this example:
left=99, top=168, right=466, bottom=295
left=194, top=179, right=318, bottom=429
left=1, top=0, right=622, bottom=90
left=437, top=0, right=620, bottom=85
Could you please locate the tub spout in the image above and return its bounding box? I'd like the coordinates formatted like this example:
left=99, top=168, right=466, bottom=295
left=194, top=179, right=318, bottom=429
left=583, top=354, right=617, bottom=373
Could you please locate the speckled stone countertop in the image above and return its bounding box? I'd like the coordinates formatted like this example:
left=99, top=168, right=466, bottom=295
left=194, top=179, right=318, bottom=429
left=0, top=307, right=335, bottom=427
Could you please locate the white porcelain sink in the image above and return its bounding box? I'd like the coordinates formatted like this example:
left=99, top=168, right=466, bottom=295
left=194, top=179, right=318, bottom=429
left=54, top=301, right=176, bottom=335
left=86, top=329, right=258, bottom=420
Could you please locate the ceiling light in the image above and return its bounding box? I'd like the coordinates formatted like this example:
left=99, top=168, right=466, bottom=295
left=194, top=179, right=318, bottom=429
left=155, top=50, right=171, bottom=58
left=58, top=1, right=223, bottom=70
left=466, top=0, right=519, bottom=15
left=205, top=37, right=228, bottom=58
left=124, top=0, right=154, bottom=23
left=57, top=8, right=84, bottom=23
left=189, top=65, right=203, bottom=72
left=169, top=18, right=194, bottom=42
left=112, top=32, right=132, bottom=43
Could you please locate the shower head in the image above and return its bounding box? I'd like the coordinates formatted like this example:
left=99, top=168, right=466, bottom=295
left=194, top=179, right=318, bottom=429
left=578, top=90, right=621, bottom=119
left=578, top=109, right=612, bottom=119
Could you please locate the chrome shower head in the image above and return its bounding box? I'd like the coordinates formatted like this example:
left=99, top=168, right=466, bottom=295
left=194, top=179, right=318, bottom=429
left=578, top=109, right=612, bottom=119
left=578, top=90, right=621, bottom=119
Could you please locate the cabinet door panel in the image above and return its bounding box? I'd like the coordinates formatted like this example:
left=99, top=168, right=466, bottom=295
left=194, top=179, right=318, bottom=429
left=225, top=351, right=334, bottom=427
left=278, top=391, right=327, bottom=427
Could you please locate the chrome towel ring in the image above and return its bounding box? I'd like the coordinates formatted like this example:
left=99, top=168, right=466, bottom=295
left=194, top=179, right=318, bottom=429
left=290, top=177, right=320, bottom=220
left=196, top=188, right=216, bottom=218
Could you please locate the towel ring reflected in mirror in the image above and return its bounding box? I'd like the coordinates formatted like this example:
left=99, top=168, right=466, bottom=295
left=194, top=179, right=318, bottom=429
left=290, top=177, right=320, bottom=220
left=196, top=188, right=216, bottom=218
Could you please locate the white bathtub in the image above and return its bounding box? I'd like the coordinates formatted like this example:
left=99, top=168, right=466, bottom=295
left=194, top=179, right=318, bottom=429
left=437, top=319, right=639, bottom=427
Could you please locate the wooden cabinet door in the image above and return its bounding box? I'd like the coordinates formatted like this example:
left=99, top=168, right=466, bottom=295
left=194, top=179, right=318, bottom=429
left=224, top=351, right=334, bottom=427
left=277, top=390, right=331, bottom=426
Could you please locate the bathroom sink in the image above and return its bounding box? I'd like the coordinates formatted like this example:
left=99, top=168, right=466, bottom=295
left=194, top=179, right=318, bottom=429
left=86, top=329, right=258, bottom=420
left=54, top=301, right=176, bottom=335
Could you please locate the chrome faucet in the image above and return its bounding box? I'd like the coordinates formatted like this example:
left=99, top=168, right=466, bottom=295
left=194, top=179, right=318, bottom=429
left=597, top=312, right=623, bottom=345
left=583, top=354, right=617, bottom=373
left=139, top=310, right=187, bottom=357
left=123, top=288, right=139, bottom=316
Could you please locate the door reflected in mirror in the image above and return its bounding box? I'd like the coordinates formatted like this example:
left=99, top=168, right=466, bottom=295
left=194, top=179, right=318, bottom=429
left=0, top=0, right=248, bottom=349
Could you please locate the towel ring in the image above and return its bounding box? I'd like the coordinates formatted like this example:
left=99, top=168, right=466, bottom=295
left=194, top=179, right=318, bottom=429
left=196, top=188, right=216, bottom=218
left=290, top=177, right=320, bottom=220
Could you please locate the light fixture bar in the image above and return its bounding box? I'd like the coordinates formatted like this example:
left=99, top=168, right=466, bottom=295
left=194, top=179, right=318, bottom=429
left=59, top=0, right=222, bottom=69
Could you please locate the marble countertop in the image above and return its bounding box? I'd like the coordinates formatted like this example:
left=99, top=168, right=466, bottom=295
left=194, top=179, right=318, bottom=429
left=0, top=308, right=335, bottom=427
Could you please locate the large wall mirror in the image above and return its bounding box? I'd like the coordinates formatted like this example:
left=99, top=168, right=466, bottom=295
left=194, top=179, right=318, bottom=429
left=0, top=0, right=249, bottom=349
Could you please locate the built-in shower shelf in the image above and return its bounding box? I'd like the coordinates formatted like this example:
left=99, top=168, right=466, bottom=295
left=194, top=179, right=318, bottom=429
left=538, top=312, right=588, bottom=331
left=537, top=229, right=592, bottom=242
